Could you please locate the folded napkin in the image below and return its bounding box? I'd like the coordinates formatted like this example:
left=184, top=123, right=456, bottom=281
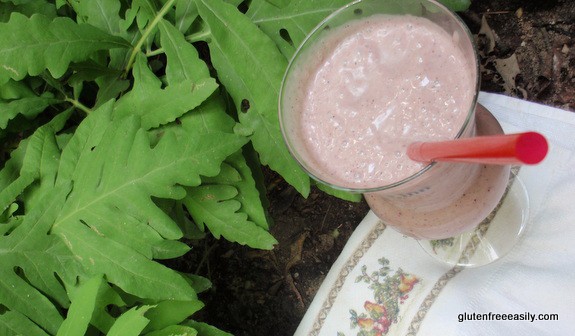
left=295, top=92, right=575, bottom=336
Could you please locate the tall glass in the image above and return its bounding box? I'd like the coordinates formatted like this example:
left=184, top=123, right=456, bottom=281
left=279, top=0, right=529, bottom=267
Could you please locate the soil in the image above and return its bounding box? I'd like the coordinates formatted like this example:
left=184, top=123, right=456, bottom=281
left=187, top=1, right=575, bottom=335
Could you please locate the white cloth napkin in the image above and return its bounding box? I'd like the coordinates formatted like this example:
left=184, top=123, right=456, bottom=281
left=294, top=92, right=575, bottom=336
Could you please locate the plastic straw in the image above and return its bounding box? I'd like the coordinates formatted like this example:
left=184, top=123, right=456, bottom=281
left=407, top=132, right=548, bottom=165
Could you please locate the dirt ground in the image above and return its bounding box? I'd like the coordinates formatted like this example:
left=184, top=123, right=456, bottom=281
left=189, top=1, right=575, bottom=335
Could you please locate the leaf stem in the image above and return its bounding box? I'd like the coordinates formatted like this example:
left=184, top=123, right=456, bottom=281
left=65, top=97, right=92, bottom=115
left=123, top=0, right=177, bottom=75
left=195, top=240, right=218, bottom=275
left=145, top=48, right=165, bottom=58
left=187, top=30, right=212, bottom=43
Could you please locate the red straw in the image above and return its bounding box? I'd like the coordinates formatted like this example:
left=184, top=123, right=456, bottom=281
left=407, top=132, right=548, bottom=165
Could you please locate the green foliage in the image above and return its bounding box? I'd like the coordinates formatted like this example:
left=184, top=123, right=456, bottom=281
left=0, top=13, right=130, bottom=84
left=195, top=0, right=311, bottom=197
left=247, top=0, right=354, bottom=58
left=0, top=0, right=470, bottom=334
left=56, top=276, right=104, bottom=336
left=438, top=0, right=471, bottom=12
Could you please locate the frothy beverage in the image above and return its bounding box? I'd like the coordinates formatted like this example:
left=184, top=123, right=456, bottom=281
left=291, top=15, right=474, bottom=189
left=281, top=13, right=510, bottom=239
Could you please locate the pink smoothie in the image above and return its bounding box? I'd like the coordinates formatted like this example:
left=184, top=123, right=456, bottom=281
left=290, top=15, right=476, bottom=189
left=282, top=14, right=510, bottom=239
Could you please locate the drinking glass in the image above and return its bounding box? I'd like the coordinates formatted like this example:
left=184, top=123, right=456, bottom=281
left=278, top=0, right=529, bottom=267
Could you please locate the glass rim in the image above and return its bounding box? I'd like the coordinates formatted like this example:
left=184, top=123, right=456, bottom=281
left=278, top=0, right=481, bottom=194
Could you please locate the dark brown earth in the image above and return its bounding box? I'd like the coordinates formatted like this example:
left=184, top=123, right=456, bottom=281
left=189, top=1, right=575, bottom=335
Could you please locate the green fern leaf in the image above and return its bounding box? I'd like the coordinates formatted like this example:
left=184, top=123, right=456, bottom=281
left=51, top=101, right=247, bottom=300
left=166, top=96, right=272, bottom=235
left=159, top=19, right=209, bottom=83
left=70, top=0, right=136, bottom=73
left=0, top=79, right=36, bottom=100
left=315, top=182, right=363, bottom=203
left=437, top=0, right=471, bottom=11
left=175, top=97, right=271, bottom=229
left=114, top=54, right=218, bottom=130
left=0, top=310, right=50, bottom=336
left=56, top=275, right=103, bottom=336
left=0, top=12, right=130, bottom=84
left=69, top=0, right=123, bottom=36
left=0, top=174, right=34, bottom=217
left=246, top=0, right=351, bottom=58
left=233, top=156, right=270, bottom=228
left=202, top=154, right=270, bottom=229
left=0, top=1, right=56, bottom=22
left=0, top=183, right=78, bottom=335
left=0, top=96, right=59, bottom=130
left=248, top=0, right=470, bottom=59
left=195, top=0, right=311, bottom=197
left=107, top=306, right=152, bottom=336
left=143, top=299, right=204, bottom=333
left=263, top=0, right=291, bottom=8
left=78, top=279, right=126, bottom=334
left=1, top=110, right=69, bottom=219
left=183, top=183, right=278, bottom=249
left=57, top=275, right=190, bottom=336
left=0, top=0, right=41, bottom=4
left=151, top=239, right=191, bottom=260
left=159, top=24, right=271, bottom=231
left=174, top=0, right=199, bottom=34
left=123, top=0, right=159, bottom=30
left=145, top=325, right=199, bottom=336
